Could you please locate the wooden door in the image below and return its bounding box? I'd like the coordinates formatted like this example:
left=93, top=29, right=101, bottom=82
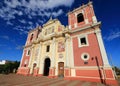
left=58, top=62, right=64, bottom=77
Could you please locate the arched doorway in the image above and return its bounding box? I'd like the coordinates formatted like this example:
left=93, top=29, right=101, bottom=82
left=43, top=58, right=50, bottom=76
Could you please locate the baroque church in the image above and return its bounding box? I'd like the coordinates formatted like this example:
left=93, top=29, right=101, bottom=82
left=17, top=2, right=117, bottom=85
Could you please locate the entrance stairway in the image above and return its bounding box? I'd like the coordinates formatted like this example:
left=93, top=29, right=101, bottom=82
left=0, top=74, right=116, bottom=86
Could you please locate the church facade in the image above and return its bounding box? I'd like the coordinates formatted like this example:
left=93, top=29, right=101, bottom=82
left=17, top=2, right=117, bottom=85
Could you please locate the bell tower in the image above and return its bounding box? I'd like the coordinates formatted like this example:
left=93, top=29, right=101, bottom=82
left=68, top=2, right=97, bottom=30
left=68, top=1, right=117, bottom=85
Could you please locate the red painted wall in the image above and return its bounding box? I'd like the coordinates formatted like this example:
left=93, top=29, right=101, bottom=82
left=26, top=29, right=39, bottom=46
left=68, top=4, right=95, bottom=30
left=21, top=50, right=30, bottom=67
left=72, top=33, right=103, bottom=66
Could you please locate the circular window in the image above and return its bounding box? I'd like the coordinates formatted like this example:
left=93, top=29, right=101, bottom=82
left=81, top=53, right=90, bottom=61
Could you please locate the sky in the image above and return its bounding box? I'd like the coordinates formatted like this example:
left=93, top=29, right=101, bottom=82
left=0, top=0, right=120, bottom=68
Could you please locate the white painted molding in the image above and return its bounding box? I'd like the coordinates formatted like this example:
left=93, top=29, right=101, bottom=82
left=74, top=23, right=77, bottom=28
left=85, top=19, right=89, bottom=24
left=78, top=34, right=89, bottom=47
left=92, top=16, right=97, bottom=23
left=69, top=25, right=71, bottom=30
left=71, top=69, right=76, bottom=76
left=95, top=29, right=110, bottom=67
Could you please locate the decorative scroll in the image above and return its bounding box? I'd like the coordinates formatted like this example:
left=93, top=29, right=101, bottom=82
left=58, top=41, right=65, bottom=52
left=45, top=26, right=54, bottom=35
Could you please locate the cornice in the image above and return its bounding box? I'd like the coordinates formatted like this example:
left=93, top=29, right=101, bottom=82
left=70, top=22, right=101, bottom=34
left=68, top=1, right=92, bottom=15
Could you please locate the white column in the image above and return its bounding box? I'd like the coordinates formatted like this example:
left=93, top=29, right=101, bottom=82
left=69, top=38, right=75, bottom=68
left=28, top=45, right=35, bottom=74
left=70, top=37, right=76, bottom=76
left=38, top=43, right=43, bottom=74
left=95, top=29, right=110, bottom=67
left=51, top=38, right=56, bottom=67
left=65, top=34, right=70, bottom=67
left=28, top=47, right=33, bottom=68
left=55, top=62, right=58, bottom=76
left=39, top=61, right=44, bottom=74
left=37, top=44, right=41, bottom=68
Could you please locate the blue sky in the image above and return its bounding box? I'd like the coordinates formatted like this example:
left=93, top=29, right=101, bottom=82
left=0, top=0, right=120, bottom=68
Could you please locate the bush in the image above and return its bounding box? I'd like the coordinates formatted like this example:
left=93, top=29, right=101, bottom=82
left=0, top=61, right=20, bottom=74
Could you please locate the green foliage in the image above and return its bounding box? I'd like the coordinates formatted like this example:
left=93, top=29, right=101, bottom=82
left=114, top=66, right=120, bottom=75
left=0, top=61, right=20, bottom=74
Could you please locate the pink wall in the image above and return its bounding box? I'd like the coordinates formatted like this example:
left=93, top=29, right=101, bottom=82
left=21, top=50, right=30, bottom=67
left=68, top=4, right=95, bottom=30
left=72, top=33, right=103, bottom=66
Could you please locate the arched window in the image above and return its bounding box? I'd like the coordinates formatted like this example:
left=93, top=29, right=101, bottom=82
left=30, top=34, right=34, bottom=42
left=77, top=13, right=84, bottom=23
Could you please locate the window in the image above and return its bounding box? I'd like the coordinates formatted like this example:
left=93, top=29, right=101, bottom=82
left=46, top=45, right=50, bottom=52
left=26, top=50, right=30, bottom=56
left=80, top=37, right=87, bottom=45
left=81, top=53, right=90, bottom=61
left=30, top=34, right=34, bottom=42
left=24, top=64, right=26, bottom=67
left=78, top=35, right=89, bottom=47
left=77, top=13, right=84, bottom=23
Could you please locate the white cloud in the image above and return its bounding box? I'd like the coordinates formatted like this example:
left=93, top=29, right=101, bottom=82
left=52, top=9, right=63, bottom=17
left=16, top=45, right=23, bottom=50
left=28, top=21, right=33, bottom=25
left=18, top=11, right=23, bottom=16
left=104, top=29, right=120, bottom=41
left=0, top=0, right=75, bottom=35
left=19, top=19, right=26, bottom=24
left=13, top=26, right=28, bottom=35
left=6, top=21, right=13, bottom=26
left=0, top=36, right=9, bottom=40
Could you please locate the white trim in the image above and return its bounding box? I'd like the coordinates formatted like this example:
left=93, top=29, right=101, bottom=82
left=74, top=23, right=77, bottom=28
left=78, top=34, right=89, bottom=47
left=37, top=44, right=41, bottom=68
left=95, top=29, right=110, bottom=67
left=71, top=69, right=76, bottom=76
left=68, top=76, right=115, bottom=80
left=85, top=19, right=89, bottom=24
left=51, top=38, right=56, bottom=68
left=38, top=43, right=43, bottom=74
left=69, top=25, right=71, bottom=30
left=65, top=37, right=69, bottom=67
left=70, top=37, right=75, bottom=68
left=92, top=16, right=97, bottom=23
left=74, top=13, right=77, bottom=16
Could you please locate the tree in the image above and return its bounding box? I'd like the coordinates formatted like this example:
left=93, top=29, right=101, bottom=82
left=114, top=66, right=120, bottom=75
left=0, top=61, right=20, bottom=74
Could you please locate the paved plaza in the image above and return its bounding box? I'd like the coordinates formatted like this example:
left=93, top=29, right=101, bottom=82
left=0, top=74, right=117, bottom=86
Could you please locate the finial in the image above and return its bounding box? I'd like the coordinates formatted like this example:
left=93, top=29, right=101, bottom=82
left=49, top=16, right=53, bottom=21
